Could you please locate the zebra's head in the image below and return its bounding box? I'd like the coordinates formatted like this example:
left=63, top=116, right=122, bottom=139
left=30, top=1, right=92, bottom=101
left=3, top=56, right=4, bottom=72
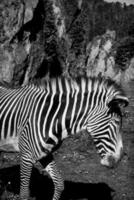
left=86, top=80, right=129, bottom=168
left=99, top=94, right=129, bottom=168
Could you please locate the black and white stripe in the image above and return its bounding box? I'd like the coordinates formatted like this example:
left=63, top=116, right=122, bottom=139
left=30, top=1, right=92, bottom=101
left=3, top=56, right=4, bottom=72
left=0, top=77, right=128, bottom=200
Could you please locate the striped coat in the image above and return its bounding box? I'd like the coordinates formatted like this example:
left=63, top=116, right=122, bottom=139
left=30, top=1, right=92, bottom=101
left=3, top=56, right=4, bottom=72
left=0, top=76, right=128, bottom=200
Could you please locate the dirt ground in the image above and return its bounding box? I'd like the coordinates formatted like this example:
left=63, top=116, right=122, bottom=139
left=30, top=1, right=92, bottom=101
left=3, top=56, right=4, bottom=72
left=0, top=81, right=134, bottom=200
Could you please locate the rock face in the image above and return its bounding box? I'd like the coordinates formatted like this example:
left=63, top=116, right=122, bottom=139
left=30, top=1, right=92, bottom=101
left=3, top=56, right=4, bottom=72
left=86, top=30, right=134, bottom=84
left=0, top=0, right=38, bottom=85
left=86, top=30, right=116, bottom=78
left=0, top=0, right=24, bottom=83
left=0, top=0, right=134, bottom=86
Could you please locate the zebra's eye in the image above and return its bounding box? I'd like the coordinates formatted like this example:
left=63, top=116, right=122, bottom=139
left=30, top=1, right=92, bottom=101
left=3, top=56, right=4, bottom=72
left=108, top=102, right=122, bottom=118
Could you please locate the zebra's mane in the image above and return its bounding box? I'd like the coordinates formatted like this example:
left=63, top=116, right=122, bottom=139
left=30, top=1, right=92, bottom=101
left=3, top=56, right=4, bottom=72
left=0, top=76, right=125, bottom=97
left=37, top=76, right=124, bottom=97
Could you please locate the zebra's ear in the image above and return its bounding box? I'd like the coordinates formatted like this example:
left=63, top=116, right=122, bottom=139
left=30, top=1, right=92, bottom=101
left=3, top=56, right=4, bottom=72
left=108, top=95, right=129, bottom=108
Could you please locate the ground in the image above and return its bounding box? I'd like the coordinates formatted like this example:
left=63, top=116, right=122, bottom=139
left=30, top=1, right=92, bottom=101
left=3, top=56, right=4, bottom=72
left=0, top=81, right=134, bottom=200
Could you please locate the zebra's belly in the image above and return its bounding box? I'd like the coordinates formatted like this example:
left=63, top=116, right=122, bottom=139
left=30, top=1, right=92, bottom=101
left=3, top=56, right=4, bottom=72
left=0, top=137, right=19, bottom=152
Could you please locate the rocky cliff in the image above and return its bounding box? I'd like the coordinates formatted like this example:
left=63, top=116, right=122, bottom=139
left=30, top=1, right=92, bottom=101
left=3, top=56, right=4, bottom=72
left=0, top=0, right=134, bottom=86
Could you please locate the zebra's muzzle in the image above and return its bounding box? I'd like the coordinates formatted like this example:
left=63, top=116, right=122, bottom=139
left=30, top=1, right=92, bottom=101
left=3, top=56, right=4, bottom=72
left=100, top=147, right=123, bottom=168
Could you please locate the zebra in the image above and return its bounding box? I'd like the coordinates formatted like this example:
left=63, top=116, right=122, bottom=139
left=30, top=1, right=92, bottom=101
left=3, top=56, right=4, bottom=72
left=0, top=76, right=128, bottom=200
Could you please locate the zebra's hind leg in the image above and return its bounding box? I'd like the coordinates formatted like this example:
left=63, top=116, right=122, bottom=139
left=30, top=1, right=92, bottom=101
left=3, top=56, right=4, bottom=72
left=39, top=155, right=64, bottom=200
left=20, top=155, right=33, bottom=200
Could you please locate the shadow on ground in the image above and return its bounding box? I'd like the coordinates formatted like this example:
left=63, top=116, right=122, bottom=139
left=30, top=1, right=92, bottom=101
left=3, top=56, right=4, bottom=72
left=0, top=166, right=114, bottom=200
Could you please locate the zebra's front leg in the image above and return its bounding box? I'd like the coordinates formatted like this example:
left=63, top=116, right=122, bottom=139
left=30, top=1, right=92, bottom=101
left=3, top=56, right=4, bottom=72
left=41, top=159, right=64, bottom=200
left=20, top=155, right=33, bottom=200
